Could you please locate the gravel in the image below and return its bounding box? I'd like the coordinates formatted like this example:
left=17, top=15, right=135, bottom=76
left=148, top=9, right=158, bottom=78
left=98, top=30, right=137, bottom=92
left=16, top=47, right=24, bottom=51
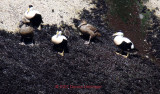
left=0, top=0, right=160, bottom=93
left=144, top=0, right=160, bottom=18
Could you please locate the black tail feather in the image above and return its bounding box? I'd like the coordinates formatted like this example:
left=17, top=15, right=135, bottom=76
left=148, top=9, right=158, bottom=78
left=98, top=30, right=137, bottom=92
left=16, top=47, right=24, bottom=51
left=30, top=14, right=43, bottom=28
left=132, top=48, right=139, bottom=51
left=128, top=48, right=139, bottom=53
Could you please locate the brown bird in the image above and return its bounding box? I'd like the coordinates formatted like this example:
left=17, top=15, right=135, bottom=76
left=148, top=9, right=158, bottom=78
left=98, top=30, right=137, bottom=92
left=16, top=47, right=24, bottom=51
left=78, top=20, right=101, bottom=44
left=19, top=18, right=35, bottom=45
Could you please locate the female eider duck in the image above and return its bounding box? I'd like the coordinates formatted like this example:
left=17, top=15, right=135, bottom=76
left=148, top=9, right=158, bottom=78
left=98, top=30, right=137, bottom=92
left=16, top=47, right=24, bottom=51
left=51, top=31, right=67, bottom=56
left=25, top=5, right=43, bottom=28
left=78, top=20, right=101, bottom=44
left=112, top=32, right=138, bottom=58
left=19, top=18, right=35, bottom=45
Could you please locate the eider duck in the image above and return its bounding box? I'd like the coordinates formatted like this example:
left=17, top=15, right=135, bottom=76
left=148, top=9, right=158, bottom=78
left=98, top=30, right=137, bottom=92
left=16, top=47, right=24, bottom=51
left=78, top=20, right=101, bottom=44
left=51, top=31, right=68, bottom=56
left=112, top=32, right=138, bottom=58
left=25, top=5, right=43, bottom=28
left=19, top=18, right=35, bottom=45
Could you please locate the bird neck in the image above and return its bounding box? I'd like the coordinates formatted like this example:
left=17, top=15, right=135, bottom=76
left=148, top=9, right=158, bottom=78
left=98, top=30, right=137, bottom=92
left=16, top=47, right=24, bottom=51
left=114, top=35, right=123, bottom=42
left=27, top=8, right=32, bottom=14
left=56, top=34, right=61, bottom=38
left=116, top=35, right=123, bottom=38
left=78, top=23, right=87, bottom=28
left=30, top=7, right=33, bottom=11
left=114, top=36, right=123, bottom=45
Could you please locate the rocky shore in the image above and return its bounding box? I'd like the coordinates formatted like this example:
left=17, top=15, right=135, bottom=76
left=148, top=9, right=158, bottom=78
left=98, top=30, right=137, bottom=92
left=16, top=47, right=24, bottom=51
left=0, top=0, right=160, bottom=93
left=146, top=12, right=160, bottom=63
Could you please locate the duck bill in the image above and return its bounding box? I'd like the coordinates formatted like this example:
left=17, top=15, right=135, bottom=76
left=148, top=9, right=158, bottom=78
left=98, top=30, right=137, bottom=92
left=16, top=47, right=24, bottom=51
left=27, top=8, right=30, bottom=13
left=112, top=33, right=117, bottom=36
left=56, top=31, right=59, bottom=38
left=56, top=31, right=59, bottom=35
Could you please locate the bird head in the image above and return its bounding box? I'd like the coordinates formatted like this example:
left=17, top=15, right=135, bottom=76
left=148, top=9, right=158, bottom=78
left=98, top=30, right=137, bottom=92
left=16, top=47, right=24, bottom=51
left=78, top=20, right=87, bottom=28
left=56, top=31, right=62, bottom=37
left=112, top=32, right=124, bottom=36
left=56, top=31, right=59, bottom=35
left=59, top=31, right=62, bottom=35
left=81, top=20, right=87, bottom=24
left=27, top=5, right=33, bottom=12
left=29, top=5, right=33, bottom=8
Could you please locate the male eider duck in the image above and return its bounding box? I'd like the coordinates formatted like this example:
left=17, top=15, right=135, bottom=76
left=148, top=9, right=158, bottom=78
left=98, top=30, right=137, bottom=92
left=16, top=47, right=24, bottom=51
left=25, top=5, right=43, bottom=28
left=19, top=18, right=35, bottom=45
left=51, top=31, right=67, bottom=56
left=78, top=20, right=101, bottom=44
left=112, top=32, right=138, bottom=58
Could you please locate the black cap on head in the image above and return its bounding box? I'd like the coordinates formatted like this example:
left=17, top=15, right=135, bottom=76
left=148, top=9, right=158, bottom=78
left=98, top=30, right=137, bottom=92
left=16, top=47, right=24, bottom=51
left=29, top=5, right=33, bottom=8
left=118, top=30, right=122, bottom=32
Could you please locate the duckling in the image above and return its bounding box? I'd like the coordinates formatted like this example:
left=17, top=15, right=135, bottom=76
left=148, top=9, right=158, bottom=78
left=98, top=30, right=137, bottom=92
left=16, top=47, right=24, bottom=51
left=78, top=20, right=101, bottom=44
left=19, top=18, right=35, bottom=45
left=112, top=31, right=138, bottom=58
left=51, top=31, right=67, bottom=56
left=25, top=5, right=43, bottom=29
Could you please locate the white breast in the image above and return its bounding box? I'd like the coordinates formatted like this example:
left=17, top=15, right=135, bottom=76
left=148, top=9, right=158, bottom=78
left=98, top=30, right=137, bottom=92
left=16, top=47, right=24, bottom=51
left=25, top=10, right=40, bottom=20
left=51, top=35, right=67, bottom=44
left=114, top=36, right=123, bottom=45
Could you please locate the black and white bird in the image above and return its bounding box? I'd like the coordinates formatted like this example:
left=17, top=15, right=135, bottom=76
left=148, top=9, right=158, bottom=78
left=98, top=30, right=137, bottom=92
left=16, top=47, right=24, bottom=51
left=24, top=5, right=43, bottom=28
left=112, top=32, right=138, bottom=58
left=51, top=31, right=68, bottom=56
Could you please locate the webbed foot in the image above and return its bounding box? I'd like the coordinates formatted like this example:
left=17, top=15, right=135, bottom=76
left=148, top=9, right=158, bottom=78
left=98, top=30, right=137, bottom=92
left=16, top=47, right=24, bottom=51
left=122, top=53, right=129, bottom=58
left=19, top=42, right=25, bottom=45
left=29, top=43, right=34, bottom=47
left=84, top=41, right=90, bottom=45
left=58, top=51, right=64, bottom=56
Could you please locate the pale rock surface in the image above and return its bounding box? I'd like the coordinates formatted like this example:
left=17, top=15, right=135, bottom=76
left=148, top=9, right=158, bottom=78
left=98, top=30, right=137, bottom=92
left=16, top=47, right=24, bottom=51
left=0, top=0, right=96, bottom=32
left=144, top=0, right=160, bottom=18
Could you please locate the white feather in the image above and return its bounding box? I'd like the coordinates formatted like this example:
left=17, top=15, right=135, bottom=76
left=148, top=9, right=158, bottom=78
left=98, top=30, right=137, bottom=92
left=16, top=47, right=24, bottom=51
left=51, top=33, right=67, bottom=44
left=113, top=36, right=123, bottom=45
left=25, top=7, right=40, bottom=20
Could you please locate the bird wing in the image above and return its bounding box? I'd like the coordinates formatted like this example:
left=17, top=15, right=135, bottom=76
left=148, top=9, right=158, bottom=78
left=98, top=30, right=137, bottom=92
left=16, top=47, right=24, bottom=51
left=118, top=41, right=133, bottom=51
left=30, top=14, right=43, bottom=27
left=123, top=37, right=132, bottom=43
left=123, top=37, right=134, bottom=49
left=86, top=24, right=97, bottom=32
left=61, top=36, right=67, bottom=40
